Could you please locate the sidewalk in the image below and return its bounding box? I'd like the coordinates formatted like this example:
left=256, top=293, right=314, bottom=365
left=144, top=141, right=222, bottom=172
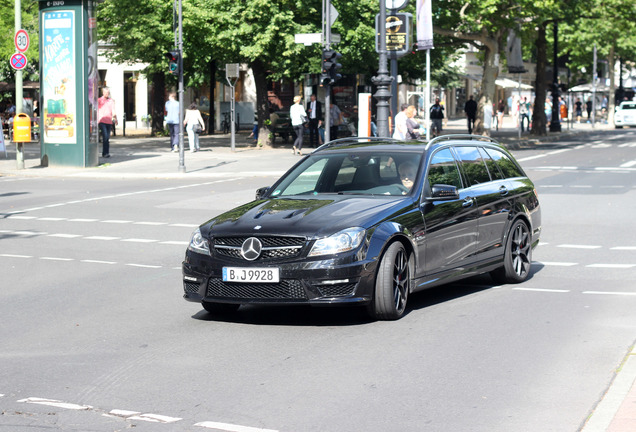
left=0, top=117, right=612, bottom=179
left=0, top=118, right=633, bottom=431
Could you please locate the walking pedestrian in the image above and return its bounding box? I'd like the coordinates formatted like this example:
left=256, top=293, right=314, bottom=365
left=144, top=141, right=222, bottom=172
left=307, top=94, right=322, bottom=147
left=392, top=104, right=409, bottom=139
left=519, top=97, right=530, bottom=132
left=464, top=95, right=477, bottom=134
left=98, top=87, right=117, bottom=158
left=165, top=93, right=180, bottom=152
left=405, top=106, right=421, bottom=139
left=430, top=98, right=444, bottom=137
left=329, top=102, right=343, bottom=140
left=575, top=97, right=583, bottom=123
left=184, top=103, right=205, bottom=152
left=496, top=99, right=505, bottom=130
left=290, top=95, right=307, bottom=155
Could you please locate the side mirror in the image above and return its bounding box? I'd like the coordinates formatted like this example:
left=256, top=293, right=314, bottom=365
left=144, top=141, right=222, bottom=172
left=429, top=184, right=459, bottom=200
left=255, top=187, right=270, bottom=200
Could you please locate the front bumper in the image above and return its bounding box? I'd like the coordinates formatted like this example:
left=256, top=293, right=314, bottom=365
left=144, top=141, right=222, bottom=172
left=182, top=250, right=377, bottom=306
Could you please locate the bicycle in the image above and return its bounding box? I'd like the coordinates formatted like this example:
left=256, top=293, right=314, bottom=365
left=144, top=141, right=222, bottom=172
left=221, top=112, right=230, bottom=134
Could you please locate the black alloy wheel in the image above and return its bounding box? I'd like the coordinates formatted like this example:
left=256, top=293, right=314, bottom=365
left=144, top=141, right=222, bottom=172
left=370, top=242, right=412, bottom=320
left=491, top=219, right=532, bottom=284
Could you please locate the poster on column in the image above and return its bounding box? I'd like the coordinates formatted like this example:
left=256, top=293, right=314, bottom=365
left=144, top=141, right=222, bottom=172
left=42, top=10, right=76, bottom=144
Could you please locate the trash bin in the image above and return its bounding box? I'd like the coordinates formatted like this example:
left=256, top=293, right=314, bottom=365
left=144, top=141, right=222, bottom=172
left=13, top=113, right=31, bottom=142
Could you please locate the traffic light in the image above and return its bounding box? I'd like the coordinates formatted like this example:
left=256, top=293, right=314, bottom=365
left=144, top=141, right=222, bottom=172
left=321, top=49, right=342, bottom=86
left=164, top=50, right=180, bottom=76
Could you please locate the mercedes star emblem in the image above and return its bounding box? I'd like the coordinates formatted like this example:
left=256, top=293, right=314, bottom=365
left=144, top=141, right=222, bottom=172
left=241, top=237, right=262, bottom=261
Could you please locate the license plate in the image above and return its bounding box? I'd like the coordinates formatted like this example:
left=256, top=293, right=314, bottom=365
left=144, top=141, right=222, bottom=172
left=222, top=267, right=280, bottom=283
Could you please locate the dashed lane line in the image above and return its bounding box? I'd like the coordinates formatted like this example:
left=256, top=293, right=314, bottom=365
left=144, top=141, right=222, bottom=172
left=1, top=177, right=241, bottom=215
left=583, top=291, right=636, bottom=297
left=5, top=214, right=198, bottom=227
left=16, top=395, right=277, bottom=429
left=513, top=287, right=570, bottom=293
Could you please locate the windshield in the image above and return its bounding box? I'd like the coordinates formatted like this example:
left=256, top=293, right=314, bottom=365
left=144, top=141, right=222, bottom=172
left=270, top=151, right=423, bottom=197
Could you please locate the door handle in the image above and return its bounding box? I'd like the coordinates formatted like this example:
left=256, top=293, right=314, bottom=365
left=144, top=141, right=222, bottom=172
left=499, top=186, right=509, bottom=196
left=462, top=198, right=474, bottom=208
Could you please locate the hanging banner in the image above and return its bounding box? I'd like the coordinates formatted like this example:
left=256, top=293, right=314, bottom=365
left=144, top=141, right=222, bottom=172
left=42, top=10, right=77, bottom=144
left=416, top=0, right=434, bottom=50
left=506, top=28, right=526, bottom=73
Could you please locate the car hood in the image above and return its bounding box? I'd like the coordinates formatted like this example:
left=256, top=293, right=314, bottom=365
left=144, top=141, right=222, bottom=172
left=202, top=195, right=407, bottom=238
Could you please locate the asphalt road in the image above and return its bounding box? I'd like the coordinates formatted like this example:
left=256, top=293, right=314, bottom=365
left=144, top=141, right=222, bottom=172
left=1, top=129, right=635, bottom=432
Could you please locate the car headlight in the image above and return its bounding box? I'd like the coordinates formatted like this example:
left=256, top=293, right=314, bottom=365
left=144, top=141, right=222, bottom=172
left=308, top=227, right=366, bottom=257
left=188, top=228, right=210, bottom=256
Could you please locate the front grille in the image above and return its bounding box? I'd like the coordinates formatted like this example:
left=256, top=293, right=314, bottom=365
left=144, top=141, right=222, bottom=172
left=207, top=278, right=307, bottom=300
left=213, top=236, right=306, bottom=262
left=184, top=282, right=200, bottom=293
left=316, top=283, right=357, bottom=297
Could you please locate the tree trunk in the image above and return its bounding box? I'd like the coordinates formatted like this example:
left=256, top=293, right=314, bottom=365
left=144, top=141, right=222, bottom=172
left=251, top=59, right=273, bottom=148
left=607, top=46, right=615, bottom=125
left=531, top=23, right=548, bottom=136
left=474, top=37, right=501, bottom=135
left=151, top=72, right=166, bottom=136
left=208, top=60, right=216, bottom=133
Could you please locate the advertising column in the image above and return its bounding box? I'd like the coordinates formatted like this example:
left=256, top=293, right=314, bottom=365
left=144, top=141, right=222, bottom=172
left=39, top=0, right=98, bottom=167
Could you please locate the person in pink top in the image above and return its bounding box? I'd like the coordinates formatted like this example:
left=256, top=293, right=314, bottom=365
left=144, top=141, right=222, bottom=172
left=98, top=87, right=117, bottom=158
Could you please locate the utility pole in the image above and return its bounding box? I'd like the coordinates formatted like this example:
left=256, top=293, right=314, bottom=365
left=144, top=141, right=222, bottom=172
left=323, top=0, right=332, bottom=142
left=15, top=0, right=24, bottom=169
left=177, top=0, right=185, bottom=172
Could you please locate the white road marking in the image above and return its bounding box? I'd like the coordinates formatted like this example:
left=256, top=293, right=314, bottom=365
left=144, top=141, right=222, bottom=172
left=133, top=221, right=168, bottom=226
left=69, top=218, right=99, bottom=222
left=121, top=238, right=159, bottom=243
left=583, top=291, right=636, bottom=296
left=533, top=261, right=578, bottom=266
left=39, top=217, right=67, bottom=221
left=160, top=240, right=189, bottom=245
left=101, top=219, right=132, bottom=224
left=84, top=236, right=121, bottom=241
left=194, top=421, right=279, bottom=432
left=0, top=254, right=32, bottom=258
left=48, top=233, right=83, bottom=238
left=18, top=397, right=92, bottom=410
left=170, top=223, right=199, bottom=228
left=40, top=257, right=74, bottom=261
left=6, top=215, right=36, bottom=219
left=126, top=263, right=163, bottom=268
left=620, top=160, right=636, bottom=168
left=557, top=244, right=602, bottom=249
left=14, top=230, right=46, bottom=236
left=612, top=246, right=636, bottom=251
left=513, top=288, right=570, bottom=293
left=127, top=413, right=182, bottom=423
left=80, top=259, right=117, bottom=265
left=586, top=263, right=635, bottom=269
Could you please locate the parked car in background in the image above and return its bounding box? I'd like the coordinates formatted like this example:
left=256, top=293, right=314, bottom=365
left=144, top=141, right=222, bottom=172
left=614, top=101, right=636, bottom=128
left=183, top=136, right=541, bottom=320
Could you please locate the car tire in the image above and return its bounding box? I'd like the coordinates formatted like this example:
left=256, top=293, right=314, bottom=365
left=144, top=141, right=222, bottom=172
left=369, top=242, right=411, bottom=320
left=491, top=219, right=532, bottom=284
left=202, top=301, right=240, bottom=314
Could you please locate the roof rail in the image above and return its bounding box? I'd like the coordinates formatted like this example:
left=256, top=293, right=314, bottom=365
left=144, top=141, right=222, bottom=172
left=314, top=136, right=401, bottom=151
left=425, top=134, right=500, bottom=150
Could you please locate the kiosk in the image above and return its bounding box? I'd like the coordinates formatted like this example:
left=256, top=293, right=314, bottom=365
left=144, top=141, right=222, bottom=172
left=38, top=0, right=98, bottom=167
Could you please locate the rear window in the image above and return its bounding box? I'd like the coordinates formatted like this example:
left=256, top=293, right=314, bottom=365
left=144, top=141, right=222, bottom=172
left=454, top=146, right=491, bottom=186
left=483, top=148, right=524, bottom=179
left=620, top=103, right=636, bottom=110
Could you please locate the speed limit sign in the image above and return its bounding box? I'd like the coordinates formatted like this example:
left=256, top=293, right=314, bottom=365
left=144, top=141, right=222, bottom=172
left=15, top=29, right=29, bottom=53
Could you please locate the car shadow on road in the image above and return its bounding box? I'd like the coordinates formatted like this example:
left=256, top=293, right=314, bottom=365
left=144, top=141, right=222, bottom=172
left=191, top=268, right=543, bottom=326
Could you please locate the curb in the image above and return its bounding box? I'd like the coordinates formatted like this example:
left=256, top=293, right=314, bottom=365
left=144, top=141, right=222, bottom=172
left=580, top=344, right=636, bottom=432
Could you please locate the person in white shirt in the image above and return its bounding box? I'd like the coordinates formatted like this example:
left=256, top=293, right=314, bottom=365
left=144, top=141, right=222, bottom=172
left=392, top=104, right=409, bottom=139
left=290, top=95, right=307, bottom=155
left=183, top=103, right=205, bottom=152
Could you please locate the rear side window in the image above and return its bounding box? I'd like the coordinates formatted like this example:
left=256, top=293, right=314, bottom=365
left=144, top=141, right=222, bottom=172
left=454, top=146, right=491, bottom=186
left=479, top=147, right=505, bottom=180
left=484, top=148, right=524, bottom=179
left=427, top=148, right=462, bottom=189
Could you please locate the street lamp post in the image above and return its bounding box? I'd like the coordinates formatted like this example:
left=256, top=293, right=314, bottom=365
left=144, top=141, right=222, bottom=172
left=372, top=0, right=393, bottom=138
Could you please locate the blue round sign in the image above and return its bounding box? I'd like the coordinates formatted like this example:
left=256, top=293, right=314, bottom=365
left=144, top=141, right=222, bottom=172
left=10, top=52, right=27, bottom=70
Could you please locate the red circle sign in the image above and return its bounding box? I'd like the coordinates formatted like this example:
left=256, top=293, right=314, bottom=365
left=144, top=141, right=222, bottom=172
left=10, top=53, right=28, bottom=70
left=14, top=29, right=29, bottom=53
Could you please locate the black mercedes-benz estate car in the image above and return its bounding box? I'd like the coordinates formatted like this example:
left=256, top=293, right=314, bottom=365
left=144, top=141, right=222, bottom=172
left=183, top=135, right=541, bottom=320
